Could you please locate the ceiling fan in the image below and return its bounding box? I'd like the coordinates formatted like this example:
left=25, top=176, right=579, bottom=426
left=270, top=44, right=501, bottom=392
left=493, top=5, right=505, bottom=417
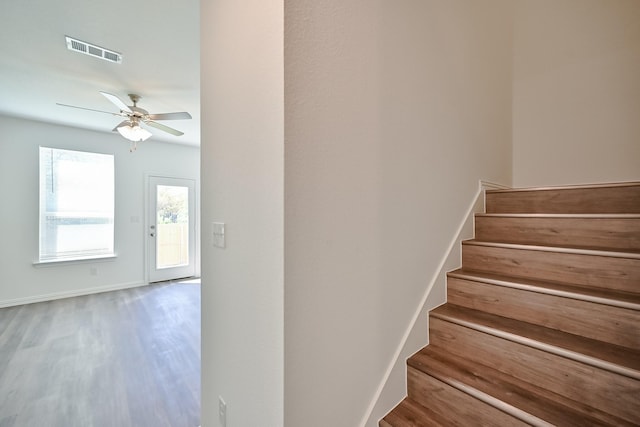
left=57, top=91, right=192, bottom=151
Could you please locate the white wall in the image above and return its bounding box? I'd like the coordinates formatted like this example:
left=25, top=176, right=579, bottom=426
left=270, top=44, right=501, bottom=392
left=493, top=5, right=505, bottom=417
left=284, top=1, right=512, bottom=426
left=0, top=115, right=200, bottom=306
left=513, top=0, right=640, bottom=187
left=200, top=1, right=284, bottom=427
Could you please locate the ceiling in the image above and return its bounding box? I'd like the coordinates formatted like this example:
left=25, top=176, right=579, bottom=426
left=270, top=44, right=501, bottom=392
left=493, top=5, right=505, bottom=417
left=0, top=0, right=200, bottom=147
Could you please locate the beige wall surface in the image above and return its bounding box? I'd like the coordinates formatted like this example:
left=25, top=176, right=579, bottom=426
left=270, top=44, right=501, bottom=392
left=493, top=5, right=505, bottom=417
left=513, top=0, right=640, bottom=187
left=200, top=1, right=284, bottom=426
left=200, top=1, right=640, bottom=426
left=284, top=1, right=512, bottom=426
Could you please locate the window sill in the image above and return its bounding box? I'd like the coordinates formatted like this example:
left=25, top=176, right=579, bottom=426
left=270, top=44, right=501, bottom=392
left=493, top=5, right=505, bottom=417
left=33, top=254, right=117, bottom=267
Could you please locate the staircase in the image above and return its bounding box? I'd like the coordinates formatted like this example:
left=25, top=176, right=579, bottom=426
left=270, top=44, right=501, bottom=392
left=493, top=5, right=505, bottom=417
left=381, top=182, right=640, bottom=426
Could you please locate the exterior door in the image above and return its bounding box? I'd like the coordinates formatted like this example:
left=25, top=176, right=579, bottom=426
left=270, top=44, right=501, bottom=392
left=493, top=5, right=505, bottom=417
left=148, top=176, right=196, bottom=282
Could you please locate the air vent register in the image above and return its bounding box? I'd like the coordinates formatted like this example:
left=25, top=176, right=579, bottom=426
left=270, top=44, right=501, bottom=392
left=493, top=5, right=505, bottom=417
left=65, top=36, right=122, bottom=64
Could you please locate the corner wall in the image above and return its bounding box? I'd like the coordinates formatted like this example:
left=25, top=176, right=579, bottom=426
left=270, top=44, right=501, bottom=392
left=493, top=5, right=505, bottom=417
left=513, top=0, right=640, bottom=187
left=284, top=1, right=513, bottom=426
left=200, top=1, right=284, bottom=426
left=0, top=115, right=200, bottom=306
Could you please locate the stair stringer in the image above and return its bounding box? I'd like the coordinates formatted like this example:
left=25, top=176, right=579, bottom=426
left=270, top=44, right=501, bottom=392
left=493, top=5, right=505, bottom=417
left=380, top=180, right=640, bottom=426
left=361, top=180, right=509, bottom=427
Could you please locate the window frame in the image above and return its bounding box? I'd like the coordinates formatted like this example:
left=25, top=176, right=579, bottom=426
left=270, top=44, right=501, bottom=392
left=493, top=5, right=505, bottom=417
left=36, top=146, right=116, bottom=264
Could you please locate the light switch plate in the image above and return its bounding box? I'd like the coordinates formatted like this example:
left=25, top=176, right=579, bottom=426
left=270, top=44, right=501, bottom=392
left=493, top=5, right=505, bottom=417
left=212, top=222, right=225, bottom=248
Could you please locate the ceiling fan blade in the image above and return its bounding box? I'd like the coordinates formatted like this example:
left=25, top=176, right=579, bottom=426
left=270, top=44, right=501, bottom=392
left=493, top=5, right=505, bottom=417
left=100, top=91, right=133, bottom=113
left=147, top=112, right=192, bottom=121
left=112, top=120, right=131, bottom=132
left=145, top=120, right=184, bottom=136
left=57, top=103, right=122, bottom=116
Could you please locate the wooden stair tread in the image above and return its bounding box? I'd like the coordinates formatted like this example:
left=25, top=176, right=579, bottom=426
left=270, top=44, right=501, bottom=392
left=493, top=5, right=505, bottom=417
left=463, top=239, right=640, bottom=258
left=448, top=268, right=640, bottom=310
left=380, top=397, right=454, bottom=427
left=485, top=181, right=640, bottom=193
left=431, top=304, right=640, bottom=377
left=462, top=240, right=640, bottom=293
left=447, top=269, right=640, bottom=349
left=476, top=213, right=640, bottom=218
left=474, top=214, right=640, bottom=252
left=409, top=346, right=633, bottom=426
left=485, top=182, right=640, bottom=214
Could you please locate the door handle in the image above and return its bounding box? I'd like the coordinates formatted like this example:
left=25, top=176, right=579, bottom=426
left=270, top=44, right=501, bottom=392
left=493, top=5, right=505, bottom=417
left=150, top=233, right=155, bottom=237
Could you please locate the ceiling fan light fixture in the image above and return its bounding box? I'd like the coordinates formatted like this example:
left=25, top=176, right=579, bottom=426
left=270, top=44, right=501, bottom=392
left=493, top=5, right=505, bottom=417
left=117, top=123, right=152, bottom=142
left=57, top=91, right=191, bottom=148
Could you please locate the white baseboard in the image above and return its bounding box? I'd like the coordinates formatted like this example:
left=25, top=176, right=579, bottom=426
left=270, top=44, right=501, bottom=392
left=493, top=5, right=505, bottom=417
left=480, top=180, right=511, bottom=190
left=0, top=281, right=148, bottom=308
left=359, top=179, right=510, bottom=427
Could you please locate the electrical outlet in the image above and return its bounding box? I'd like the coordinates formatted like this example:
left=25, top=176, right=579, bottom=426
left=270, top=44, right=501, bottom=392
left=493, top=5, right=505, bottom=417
left=218, top=396, right=227, bottom=427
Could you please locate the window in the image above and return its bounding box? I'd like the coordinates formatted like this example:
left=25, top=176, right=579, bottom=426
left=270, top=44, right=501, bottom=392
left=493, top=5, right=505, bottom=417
left=39, top=147, right=115, bottom=262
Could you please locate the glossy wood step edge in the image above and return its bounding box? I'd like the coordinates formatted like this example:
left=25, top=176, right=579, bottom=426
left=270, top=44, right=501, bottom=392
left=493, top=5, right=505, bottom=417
left=463, top=239, right=640, bottom=259
left=431, top=306, right=640, bottom=380
left=411, top=348, right=631, bottom=427
left=448, top=269, right=640, bottom=310
left=412, top=361, right=554, bottom=427
left=380, top=397, right=456, bottom=427
left=485, top=181, right=640, bottom=194
left=476, top=213, right=640, bottom=219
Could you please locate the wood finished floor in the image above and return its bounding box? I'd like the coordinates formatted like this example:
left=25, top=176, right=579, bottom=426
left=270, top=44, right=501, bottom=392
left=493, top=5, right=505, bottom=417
left=0, top=282, right=200, bottom=427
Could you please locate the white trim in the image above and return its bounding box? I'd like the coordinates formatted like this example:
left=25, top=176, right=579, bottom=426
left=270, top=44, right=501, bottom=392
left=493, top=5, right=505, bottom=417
left=479, top=180, right=511, bottom=190
left=0, top=281, right=147, bottom=308
left=33, top=254, right=117, bottom=267
left=360, top=179, right=509, bottom=426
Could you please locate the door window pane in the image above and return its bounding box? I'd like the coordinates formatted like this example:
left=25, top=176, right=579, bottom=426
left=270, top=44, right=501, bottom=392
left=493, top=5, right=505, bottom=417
left=156, top=185, right=189, bottom=268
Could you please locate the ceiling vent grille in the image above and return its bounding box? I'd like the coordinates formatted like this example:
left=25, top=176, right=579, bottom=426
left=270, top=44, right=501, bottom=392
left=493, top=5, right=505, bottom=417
left=65, top=36, right=122, bottom=64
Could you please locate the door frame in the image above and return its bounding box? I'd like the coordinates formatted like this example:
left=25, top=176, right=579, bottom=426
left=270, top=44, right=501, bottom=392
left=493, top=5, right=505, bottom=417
left=145, top=174, right=197, bottom=283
